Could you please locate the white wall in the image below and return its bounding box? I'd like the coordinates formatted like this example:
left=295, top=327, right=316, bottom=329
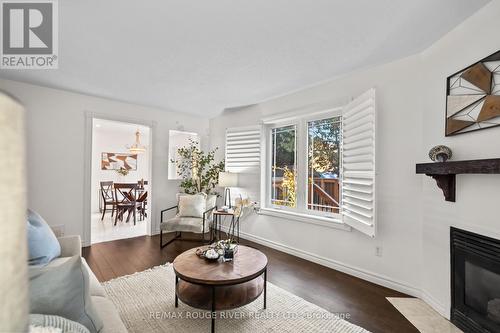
left=418, top=1, right=500, bottom=316
left=210, top=1, right=500, bottom=318
left=0, top=79, right=209, bottom=246
left=91, top=120, right=150, bottom=213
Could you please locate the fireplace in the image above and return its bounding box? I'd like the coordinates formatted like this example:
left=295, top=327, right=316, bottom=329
left=451, top=227, right=500, bottom=332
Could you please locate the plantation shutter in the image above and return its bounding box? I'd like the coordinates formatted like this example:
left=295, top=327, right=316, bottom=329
left=225, top=126, right=261, bottom=172
left=341, top=88, right=376, bottom=237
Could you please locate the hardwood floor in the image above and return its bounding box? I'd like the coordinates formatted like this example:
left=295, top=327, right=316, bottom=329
left=83, top=234, right=418, bottom=333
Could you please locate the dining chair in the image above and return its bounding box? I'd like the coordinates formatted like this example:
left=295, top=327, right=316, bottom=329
left=114, top=183, right=141, bottom=225
left=136, top=180, right=148, bottom=220
left=137, top=191, right=148, bottom=221
left=100, top=181, right=117, bottom=221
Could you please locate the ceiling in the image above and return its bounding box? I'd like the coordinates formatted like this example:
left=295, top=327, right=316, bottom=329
left=0, top=0, right=489, bottom=117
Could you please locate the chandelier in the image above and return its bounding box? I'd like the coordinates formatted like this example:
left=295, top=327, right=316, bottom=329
left=127, top=129, right=147, bottom=154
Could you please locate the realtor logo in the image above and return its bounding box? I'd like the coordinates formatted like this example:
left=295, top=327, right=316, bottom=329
left=1, top=0, right=58, bottom=69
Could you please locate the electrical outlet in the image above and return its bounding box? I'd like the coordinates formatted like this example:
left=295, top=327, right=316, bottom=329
left=375, top=246, right=383, bottom=257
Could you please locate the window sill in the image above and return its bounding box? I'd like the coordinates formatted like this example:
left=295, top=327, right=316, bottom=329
left=257, top=208, right=352, bottom=232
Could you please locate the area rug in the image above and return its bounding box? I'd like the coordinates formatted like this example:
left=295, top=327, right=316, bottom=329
left=387, top=297, right=463, bottom=333
left=102, top=264, right=370, bottom=333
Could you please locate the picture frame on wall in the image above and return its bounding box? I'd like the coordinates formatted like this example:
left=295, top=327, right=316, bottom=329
left=101, top=152, right=137, bottom=170
left=445, top=50, right=500, bottom=136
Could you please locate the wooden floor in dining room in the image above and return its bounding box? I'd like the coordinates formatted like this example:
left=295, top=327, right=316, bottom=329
left=83, top=234, right=418, bottom=333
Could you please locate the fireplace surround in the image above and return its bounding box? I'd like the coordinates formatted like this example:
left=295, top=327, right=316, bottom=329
left=451, top=227, right=500, bottom=332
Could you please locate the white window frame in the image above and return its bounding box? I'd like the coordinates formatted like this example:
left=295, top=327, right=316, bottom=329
left=261, top=108, right=347, bottom=228
left=259, top=88, right=376, bottom=236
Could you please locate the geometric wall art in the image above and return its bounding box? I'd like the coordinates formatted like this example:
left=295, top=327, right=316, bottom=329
left=446, top=50, right=500, bottom=136
left=101, top=152, right=137, bottom=170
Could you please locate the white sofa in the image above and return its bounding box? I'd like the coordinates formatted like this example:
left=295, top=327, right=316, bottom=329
left=45, top=235, right=127, bottom=333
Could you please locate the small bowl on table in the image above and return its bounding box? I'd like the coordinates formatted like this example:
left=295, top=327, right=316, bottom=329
left=195, top=248, right=220, bottom=261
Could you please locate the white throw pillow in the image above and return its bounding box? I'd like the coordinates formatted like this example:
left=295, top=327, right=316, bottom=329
left=206, top=195, right=217, bottom=210
left=29, top=256, right=103, bottom=333
left=178, top=193, right=207, bottom=218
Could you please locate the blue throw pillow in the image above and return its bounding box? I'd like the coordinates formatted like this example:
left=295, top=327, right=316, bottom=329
left=27, top=209, right=61, bottom=265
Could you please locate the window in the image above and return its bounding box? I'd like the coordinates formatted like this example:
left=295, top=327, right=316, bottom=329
left=267, top=115, right=341, bottom=218
left=270, top=125, right=296, bottom=207
left=168, top=130, right=199, bottom=180
left=262, top=89, right=376, bottom=236
left=307, top=117, right=341, bottom=214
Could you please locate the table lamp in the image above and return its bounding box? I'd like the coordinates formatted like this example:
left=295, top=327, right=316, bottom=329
left=218, top=172, right=238, bottom=208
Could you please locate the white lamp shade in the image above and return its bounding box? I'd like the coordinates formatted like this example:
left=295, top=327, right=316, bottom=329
left=218, top=172, right=238, bottom=187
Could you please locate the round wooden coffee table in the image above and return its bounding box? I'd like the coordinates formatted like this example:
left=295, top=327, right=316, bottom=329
left=173, top=245, right=268, bottom=333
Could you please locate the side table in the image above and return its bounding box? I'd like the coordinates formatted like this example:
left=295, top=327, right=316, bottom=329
left=212, top=210, right=239, bottom=242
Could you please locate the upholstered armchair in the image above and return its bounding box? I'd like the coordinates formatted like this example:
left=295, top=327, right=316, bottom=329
left=159, top=194, right=217, bottom=248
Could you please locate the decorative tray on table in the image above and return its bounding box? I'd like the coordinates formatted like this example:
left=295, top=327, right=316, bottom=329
left=195, top=240, right=238, bottom=262
left=195, top=248, right=220, bottom=261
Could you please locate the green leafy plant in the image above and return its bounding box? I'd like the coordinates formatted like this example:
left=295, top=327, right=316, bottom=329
left=171, top=139, right=225, bottom=194
left=116, top=167, right=129, bottom=176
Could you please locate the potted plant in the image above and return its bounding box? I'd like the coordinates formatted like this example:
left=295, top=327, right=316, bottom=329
left=115, top=167, right=129, bottom=182
left=171, top=139, right=225, bottom=195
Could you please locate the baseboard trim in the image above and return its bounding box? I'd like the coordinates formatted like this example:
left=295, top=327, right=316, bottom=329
left=421, top=290, right=449, bottom=319
left=219, top=226, right=418, bottom=295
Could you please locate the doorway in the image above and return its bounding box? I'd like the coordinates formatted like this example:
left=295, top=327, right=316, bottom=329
left=90, top=118, right=151, bottom=244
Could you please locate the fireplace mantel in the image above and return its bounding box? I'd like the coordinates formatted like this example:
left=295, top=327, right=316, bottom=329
left=416, top=158, right=500, bottom=202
